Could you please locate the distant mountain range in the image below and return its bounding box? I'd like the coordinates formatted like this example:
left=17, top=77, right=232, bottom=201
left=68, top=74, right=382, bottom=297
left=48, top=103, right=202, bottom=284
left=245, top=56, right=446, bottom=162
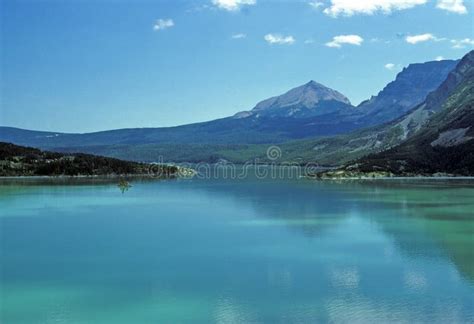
left=0, top=56, right=464, bottom=166
left=0, top=80, right=362, bottom=147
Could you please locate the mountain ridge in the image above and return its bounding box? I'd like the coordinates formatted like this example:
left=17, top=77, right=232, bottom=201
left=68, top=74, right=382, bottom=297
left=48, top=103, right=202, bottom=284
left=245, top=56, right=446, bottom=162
left=314, top=50, right=474, bottom=177
left=357, top=59, right=459, bottom=126
left=0, top=57, right=464, bottom=162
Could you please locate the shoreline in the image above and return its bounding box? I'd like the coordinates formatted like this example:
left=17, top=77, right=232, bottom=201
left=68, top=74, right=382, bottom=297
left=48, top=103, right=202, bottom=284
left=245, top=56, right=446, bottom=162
left=307, top=176, right=474, bottom=180
left=1, top=174, right=474, bottom=181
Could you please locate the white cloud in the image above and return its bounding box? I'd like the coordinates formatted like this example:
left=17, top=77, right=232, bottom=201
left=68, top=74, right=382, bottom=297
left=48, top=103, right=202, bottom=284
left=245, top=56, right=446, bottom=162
left=231, top=33, right=247, bottom=39
left=212, top=0, right=256, bottom=11
left=435, top=56, right=445, bottom=61
left=451, top=38, right=474, bottom=49
left=385, top=63, right=396, bottom=70
left=309, top=0, right=324, bottom=9
left=264, top=34, right=295, bottom=45
left=153, top=19, right=174, bottom=31
left=323, top=0, right=427, bottom=17
left=436, top=0, right=467, bottom=14
left=405, top=33, right=436, bottom=44
left=325, top=34, right=364, bottom=48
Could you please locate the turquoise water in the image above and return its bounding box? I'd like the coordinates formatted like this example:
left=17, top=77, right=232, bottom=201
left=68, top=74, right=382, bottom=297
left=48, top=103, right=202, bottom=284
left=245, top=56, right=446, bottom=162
left=1, top=175, right=473, bottom=323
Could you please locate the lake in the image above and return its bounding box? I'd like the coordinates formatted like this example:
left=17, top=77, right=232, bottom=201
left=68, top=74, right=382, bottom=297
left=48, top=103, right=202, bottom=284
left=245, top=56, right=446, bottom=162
left=1, top=173, right=473, bottom=323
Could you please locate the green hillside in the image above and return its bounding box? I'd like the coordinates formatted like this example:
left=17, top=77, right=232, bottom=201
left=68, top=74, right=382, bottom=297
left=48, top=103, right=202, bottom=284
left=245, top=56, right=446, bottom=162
left=0, top=142, right=180, bottom=177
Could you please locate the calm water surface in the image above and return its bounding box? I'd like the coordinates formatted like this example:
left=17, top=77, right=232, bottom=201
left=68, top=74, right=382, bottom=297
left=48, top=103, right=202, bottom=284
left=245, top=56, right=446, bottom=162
left=0, top=175, right=473, bottom=323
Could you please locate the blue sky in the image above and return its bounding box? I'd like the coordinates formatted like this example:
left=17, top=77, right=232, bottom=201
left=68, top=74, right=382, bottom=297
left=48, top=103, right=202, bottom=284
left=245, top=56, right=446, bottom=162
left=1, top=0, right=473, bottom=132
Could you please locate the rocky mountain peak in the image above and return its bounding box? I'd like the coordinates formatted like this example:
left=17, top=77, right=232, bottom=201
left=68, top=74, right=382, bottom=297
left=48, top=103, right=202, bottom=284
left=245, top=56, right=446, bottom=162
left=234, top=80, right=352, bottom=119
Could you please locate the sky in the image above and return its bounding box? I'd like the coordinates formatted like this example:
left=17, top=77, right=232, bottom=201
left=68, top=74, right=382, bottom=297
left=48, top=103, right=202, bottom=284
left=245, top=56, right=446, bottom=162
left=1, top=0, right=473, bottom=133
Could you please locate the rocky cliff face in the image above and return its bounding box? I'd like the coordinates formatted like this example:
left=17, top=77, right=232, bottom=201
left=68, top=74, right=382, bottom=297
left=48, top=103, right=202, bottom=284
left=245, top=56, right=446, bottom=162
left=424, top=53, right=473, bottom=110
left=324, top=51, right=474, bottom=176
left=275, top=53, right=471, bottom=168
left=357, top=59, right=459, bottom=125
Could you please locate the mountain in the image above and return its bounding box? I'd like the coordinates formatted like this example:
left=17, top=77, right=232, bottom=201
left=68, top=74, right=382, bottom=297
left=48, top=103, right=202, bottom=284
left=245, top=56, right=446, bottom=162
left=236, top=58, right=465, bottom=166
left=314, top=50, right=474, bottom=177
left=357, top=59, right=458, bottom=126
left=234, top=80, right=354, bottom=119
left=0, top=58, right=461, bottom=162
left=0, top=81, right=363, bottom=149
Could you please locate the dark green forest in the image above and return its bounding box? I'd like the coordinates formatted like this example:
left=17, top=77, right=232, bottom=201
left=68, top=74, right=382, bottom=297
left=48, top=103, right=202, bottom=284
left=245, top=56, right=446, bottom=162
left=0, top=142, right=179, bottom=177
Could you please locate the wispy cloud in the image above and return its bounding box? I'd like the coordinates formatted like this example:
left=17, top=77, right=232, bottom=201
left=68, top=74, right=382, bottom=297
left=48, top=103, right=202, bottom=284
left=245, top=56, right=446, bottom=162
left=231, top=33, right=247, bottom=39
left=405, top=34, right=472, bottom=48
left=405, top=33, right=437, bottom=44
left=436, top=0, right=467, bottom=14
left=308, top=0, right=324, bottom=9
left=212, top=0, right=256, bottom=11
left=264, top=34, right=295, bottom=45
left=451, top=38, right=474, bottom=49
left=435, top=56, right=445, bottom=61
left=323, top=0, right=427, bottom=17
left=325, top=35, right=364, bottom=48
left=384, top=63, right=396, bottom=70
left=153, top=19, right=174, bottom=31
